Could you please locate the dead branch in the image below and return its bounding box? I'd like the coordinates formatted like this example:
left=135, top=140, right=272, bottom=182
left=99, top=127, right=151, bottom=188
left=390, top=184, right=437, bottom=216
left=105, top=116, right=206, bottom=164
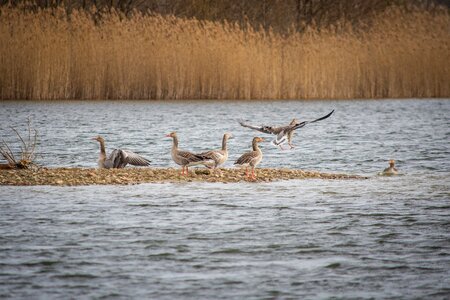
left=0, top=119, right=39, bottom=169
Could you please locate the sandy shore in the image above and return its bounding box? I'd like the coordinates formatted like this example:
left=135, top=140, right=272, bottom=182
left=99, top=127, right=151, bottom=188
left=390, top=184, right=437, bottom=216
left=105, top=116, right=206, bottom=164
left=0, top=167, right=367, bottom=186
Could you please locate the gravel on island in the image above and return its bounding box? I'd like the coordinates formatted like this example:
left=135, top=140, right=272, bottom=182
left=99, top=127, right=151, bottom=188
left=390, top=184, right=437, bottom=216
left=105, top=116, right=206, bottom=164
left=0, top=167, right=368, bottom=186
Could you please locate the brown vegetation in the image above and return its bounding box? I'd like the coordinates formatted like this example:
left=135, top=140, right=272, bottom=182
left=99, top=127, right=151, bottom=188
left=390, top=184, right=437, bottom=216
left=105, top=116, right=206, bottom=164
left=0, top=5, right=448, bottom=100
left=0, top=118, right=38, bottom=168
left=0, top=167, right=367, bottom=185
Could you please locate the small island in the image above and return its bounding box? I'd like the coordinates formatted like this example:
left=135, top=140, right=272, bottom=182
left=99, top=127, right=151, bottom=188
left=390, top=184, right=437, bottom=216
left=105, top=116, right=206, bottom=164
left=0, top=168, right=367, bottom=186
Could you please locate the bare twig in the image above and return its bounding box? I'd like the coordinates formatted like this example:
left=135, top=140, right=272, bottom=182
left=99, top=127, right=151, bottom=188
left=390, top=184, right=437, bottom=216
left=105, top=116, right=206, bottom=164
left=10, top=126, right=27, bottom=159
left=1, top=140, right=17, bottom=163
left=0, top=119, right=39, bottom=169
left=29, top=129, right=38, bottom=158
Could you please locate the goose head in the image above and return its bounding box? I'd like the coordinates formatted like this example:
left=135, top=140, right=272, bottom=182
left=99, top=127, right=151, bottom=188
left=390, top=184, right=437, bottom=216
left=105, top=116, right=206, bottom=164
left=224, top=133, right=233, bottom=140
left=92, top=135, right=105, bottom=143
left=253, top=137, right=265, bottom=143
left=165, top=132, right=177, bottom=138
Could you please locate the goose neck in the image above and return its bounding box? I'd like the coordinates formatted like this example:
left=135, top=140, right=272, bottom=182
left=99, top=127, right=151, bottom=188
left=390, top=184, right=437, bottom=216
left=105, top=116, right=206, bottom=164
left=221, top=135, right=228, bottom=151
left=172, top=136, right=179, bottom=149
left=99, top=140, right=106, bottom=156
left=252, top=140, right=260, bottom=151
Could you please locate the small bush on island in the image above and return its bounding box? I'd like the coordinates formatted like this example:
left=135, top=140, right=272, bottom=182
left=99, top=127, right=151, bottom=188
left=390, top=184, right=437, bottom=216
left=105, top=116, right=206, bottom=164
left=0, top=119, right=38, bottom=169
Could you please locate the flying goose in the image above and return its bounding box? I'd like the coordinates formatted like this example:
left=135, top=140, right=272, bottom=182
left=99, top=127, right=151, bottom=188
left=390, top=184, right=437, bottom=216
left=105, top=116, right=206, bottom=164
left=238, top=110, right=334, bottom=149
left=166, top=132, right=212, bottom=175
left=234, top=137, right=265, bottom=179
left=382, top=159, right=398, bottom=175
left=199, top=133, right=232, bottom=172
left=92, top=135, right=150, bottom=169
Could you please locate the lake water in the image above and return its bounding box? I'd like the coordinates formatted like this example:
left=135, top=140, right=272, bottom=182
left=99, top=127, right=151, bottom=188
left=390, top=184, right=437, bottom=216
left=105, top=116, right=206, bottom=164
left=0, top=99, right=449, bottom=299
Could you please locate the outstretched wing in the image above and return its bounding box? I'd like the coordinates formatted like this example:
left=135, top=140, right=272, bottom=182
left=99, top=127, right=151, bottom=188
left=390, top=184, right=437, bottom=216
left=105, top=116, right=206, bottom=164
left=108, top=149, right=125, bottom=168
left=292, top=110, right=334, bottom=130
left=121, top=150, right=151, bottom=167
left=238, top=119, right=282, bottom=135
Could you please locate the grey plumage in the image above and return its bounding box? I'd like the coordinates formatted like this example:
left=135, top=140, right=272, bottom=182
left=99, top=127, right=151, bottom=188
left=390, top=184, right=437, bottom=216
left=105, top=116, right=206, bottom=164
left=239, top=110, right=334, bottom=148
left=93, top=136, right=150, bottom=169
left=166, top=131, right=213, bottom=175
left=199, top=133, right=232, bottom=170
left=234, top=137, right=264, bottom=179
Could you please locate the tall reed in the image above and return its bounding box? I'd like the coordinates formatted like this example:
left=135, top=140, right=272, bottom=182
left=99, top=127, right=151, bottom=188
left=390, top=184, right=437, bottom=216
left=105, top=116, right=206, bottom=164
left=0, top=6, right=448, bottom=100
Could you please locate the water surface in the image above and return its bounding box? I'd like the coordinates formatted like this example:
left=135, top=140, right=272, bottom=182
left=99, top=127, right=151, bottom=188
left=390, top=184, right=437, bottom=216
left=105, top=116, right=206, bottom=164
left=0, top=99, right=449, bottom=299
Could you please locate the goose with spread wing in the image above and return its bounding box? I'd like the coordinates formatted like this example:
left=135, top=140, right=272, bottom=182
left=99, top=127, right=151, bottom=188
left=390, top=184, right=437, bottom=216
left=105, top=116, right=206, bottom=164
left=166, top=132, right=212, bottom=175
left=238, top=110, right=334, bottom=149
left=199, top=133, right=232, bottom=172
left=234, top=137, right=265, bottom=179
left=93, top=135, right=150, bottom=169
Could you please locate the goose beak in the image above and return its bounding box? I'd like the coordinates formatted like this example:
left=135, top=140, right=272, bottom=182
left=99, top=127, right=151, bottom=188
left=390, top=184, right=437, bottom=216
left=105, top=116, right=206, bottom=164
left=165, top=134, right=171, bottom=137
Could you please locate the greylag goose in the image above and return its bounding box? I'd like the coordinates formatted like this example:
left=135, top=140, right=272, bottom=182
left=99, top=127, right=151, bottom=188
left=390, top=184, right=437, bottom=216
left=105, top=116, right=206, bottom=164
left=93, top=135, right=150, bottom=169
left=234, top=137, right=265, bottom=179
left=166, top=132, right=212, bottom=175
left=382, top=159, right=398, bottom=175
left=238, top=110, right=334, bottom=149
left=199, top=133, right=232, bottom=172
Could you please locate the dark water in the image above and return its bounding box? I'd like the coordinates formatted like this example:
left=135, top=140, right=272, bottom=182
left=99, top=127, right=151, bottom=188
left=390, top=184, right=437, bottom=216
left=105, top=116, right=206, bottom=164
left=0, top=99, right=449, bottom=299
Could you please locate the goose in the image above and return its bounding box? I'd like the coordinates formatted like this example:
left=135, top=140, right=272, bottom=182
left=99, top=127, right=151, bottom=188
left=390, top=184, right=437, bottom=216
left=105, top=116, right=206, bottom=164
left=382, top=159, right=398, bottom=175
left=92, top=136, right=150, bottom=169
left=234, top=137, right=264, bottom=179
left=199, top=133, right=232, bottom=172
left=166, top=132, right=212, bottom=175
left=238, top=110, right=334, bottom=149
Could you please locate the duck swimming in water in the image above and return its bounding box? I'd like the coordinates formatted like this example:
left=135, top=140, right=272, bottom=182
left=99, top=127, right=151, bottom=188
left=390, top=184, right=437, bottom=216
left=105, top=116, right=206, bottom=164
left=382, top=159, right=398, bottom=175
left=238, top=110, right=334, bottom=150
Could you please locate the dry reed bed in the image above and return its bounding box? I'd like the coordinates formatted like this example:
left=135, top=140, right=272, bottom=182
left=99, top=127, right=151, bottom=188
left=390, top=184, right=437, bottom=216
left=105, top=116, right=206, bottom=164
left=0, top=167, right=366, bottom=185
left=0, top=6, right=448, bottom=100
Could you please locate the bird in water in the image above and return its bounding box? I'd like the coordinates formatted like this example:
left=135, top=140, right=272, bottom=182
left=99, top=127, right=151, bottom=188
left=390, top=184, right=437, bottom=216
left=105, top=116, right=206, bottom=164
left=382, top=159, right=398, bottom=175
left=166, top=131, right=213, bottom=175
left=238, top=110, right=334, bottom=150
left=234, top=137, right=265, bottom=180
left=92, top=135, right=150, bottom=169
left=199, top=133, right=232, bottom=173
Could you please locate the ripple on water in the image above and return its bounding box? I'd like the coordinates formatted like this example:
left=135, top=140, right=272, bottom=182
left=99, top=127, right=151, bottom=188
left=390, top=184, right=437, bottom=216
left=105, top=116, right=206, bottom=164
left=1, top=100, right=450, bottom=298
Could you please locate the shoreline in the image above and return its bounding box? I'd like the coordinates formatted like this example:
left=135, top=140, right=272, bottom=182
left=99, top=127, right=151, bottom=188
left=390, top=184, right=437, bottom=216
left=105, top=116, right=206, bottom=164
left=0, top=168, right=368, bottom=186
left=0, top=98, right=448, bottom=102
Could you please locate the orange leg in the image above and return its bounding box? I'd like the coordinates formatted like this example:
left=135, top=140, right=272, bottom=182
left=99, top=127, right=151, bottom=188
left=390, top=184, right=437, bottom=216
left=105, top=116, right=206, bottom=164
left=185, top=166, right=189, bottom=175
left=251, top=168, right=256, bottom=179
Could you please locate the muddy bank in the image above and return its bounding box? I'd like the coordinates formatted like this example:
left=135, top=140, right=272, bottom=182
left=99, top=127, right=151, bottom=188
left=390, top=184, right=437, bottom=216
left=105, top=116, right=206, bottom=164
left=0, top=168, right=368, bottom=186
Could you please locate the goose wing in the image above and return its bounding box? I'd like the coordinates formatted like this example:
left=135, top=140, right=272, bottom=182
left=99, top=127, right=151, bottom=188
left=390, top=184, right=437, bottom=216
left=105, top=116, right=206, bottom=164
left=108, top=149, right=125, bottom=168
left=200, top=149, right=225, bottom=162
left=177, top=150, right=207, bottom=163
left=121, top=150, right=151, bottom=167
left=235, top=151, right=258, bottom=165
left=238, top=119, right=283, bottom=135
left=292, top=110, right=334, bottom=131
